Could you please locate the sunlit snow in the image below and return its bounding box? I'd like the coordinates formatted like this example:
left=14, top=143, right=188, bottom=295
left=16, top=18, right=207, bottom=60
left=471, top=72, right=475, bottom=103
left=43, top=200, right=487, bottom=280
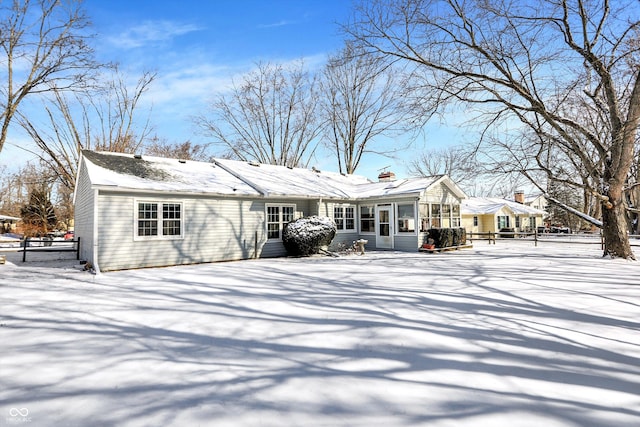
left=1, top=240, right=639, bottom=426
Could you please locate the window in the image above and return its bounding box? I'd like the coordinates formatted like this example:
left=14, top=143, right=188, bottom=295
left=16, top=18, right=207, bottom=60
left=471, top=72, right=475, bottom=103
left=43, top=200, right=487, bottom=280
left=426, top=203, right=461, bottom=229
left=162, top=203, right=182, bottom=235
left=473, top=216, right=478, bottom=227
left=267, top=204, right=295, bottom=239
left=136, top=201, right=182, bottom=239
left=419, top=203, right=430, bottom=232
left=431, top=204, right=441, bottom=228
left=360, top=205, right=375, bottom=233
left=497, top=215, right=510, bottom=229
left=397, top=203, right=416, bottom=233
left=442, top=204, right=452, bottom=228
left=334, top=205, right=355, bottom=231
left=451, top=204, right=461, bottom=227
left=515, top=216, right=521, bottom=228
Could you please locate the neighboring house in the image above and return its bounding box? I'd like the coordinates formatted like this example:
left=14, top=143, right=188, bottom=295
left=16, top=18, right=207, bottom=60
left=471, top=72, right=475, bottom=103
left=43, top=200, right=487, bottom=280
left=0, top=214, right=20, bottom=234
left=462, top=197, right=547, bottom=234
left=523, top=193, right=548, bottom=212
left=74, top=150, right=467, bottom=272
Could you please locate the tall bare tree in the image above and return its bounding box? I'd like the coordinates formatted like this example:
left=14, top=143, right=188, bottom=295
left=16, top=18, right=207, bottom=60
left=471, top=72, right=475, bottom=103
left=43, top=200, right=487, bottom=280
left=321, top=43, right=411, bottom=174
left=0, top=0, right=95, bottom=155
left=18, top=67, right=156, bottom=191
left=144, top=137, right=211, bottom=161
left=349, top=0, right=640, bottom=259
left=197, top=61, right=322, bottom=168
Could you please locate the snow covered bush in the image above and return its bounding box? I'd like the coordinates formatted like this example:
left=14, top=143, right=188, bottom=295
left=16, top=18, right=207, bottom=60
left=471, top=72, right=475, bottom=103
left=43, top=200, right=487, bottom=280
left=282, top=216, right=337, bottom=256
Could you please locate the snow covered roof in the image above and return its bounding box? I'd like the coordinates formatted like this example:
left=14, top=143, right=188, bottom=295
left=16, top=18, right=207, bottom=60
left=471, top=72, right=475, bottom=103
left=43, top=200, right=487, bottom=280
left=81, top=151, right=260, bottom=196
left=0, top=214, right=21, bottom=221
left=462, top=197, right=547, bottom=216
left=80, top=151, right=466, bottom=201
left=213, top=158, right=369, bottom=198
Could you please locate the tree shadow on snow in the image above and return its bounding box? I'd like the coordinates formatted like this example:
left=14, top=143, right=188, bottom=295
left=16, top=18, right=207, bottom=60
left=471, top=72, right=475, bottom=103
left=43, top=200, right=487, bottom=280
left=1, top=250, right=639, bottom=426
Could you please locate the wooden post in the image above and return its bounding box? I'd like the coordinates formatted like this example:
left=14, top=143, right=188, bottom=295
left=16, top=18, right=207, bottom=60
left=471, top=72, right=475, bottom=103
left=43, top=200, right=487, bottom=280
left=22, top=237, right=28, bottom=262
left=534, top=227, right=538, bottom=247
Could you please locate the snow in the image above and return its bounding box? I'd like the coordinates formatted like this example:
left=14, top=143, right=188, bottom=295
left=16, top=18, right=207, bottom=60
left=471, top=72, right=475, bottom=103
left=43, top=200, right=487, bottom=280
left=1, top=241, right=639, bottom=426
left=547, top=196, right=603, bottom=228
left=462, top=197, right=547, bottom=215
left=84, top=151, right=261, bottom=196
left=82, top=151, right=460, bottom=200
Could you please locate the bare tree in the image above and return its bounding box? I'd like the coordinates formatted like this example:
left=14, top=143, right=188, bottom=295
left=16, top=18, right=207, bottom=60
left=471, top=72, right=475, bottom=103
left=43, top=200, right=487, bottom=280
left=321, top=43, right=411, bottom=174
left=409, top=144, right=478, bottom=182
left=144, top=137, right=212, bottom=161
left=349, top=0, right=640, bottom=259
left=0, top=0, right=95, bottom=155
left=18, top=67, right=156, bottom=191
left=197, top=61, right=323, bottom=168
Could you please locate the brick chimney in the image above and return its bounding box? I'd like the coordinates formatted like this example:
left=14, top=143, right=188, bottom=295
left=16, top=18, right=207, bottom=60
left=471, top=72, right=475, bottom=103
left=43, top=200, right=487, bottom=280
left=514, top=190, right=525, bottom=204
left=378, top=171, right=396, bottom=182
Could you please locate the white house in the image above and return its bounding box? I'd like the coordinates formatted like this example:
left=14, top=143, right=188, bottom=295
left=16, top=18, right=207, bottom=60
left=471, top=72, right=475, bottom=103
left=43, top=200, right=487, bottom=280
left=74, top=151, right=467, bottom=271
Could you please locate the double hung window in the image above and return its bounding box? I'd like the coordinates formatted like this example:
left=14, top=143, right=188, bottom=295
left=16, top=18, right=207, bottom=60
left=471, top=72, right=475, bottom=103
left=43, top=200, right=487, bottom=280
left=267, top=204, right=295, bottom=239
left=334, top=205, right=355, bottom=231
left=136, top=201, right=183, bottom=239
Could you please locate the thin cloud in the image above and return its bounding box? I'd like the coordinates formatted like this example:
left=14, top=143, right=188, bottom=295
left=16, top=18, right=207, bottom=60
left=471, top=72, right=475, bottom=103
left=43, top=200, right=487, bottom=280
left=257, top=19, right=295, bottom=29
left=108, top=20, right=203, bottom=49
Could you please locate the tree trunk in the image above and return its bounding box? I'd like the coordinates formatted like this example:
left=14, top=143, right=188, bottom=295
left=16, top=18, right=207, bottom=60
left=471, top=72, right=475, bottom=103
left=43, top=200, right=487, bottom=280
left=601, top=183, right=635, bottom=259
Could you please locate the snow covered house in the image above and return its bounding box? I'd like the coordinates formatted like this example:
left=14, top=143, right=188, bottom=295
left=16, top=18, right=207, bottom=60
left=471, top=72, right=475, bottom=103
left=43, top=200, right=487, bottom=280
left=462, top=197, right=547, bottom=235
left=514, top=190, right=549, bottom=213
left=0, top=214, right=20, bottom=233
left=73, top=150, right=467, bottom=271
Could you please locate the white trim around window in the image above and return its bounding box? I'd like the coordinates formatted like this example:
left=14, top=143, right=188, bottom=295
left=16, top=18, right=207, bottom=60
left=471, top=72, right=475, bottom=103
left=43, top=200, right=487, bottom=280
left=334, top=204, right=356, bottom=232
left=359, top=204, right=375, bottom=234
left=134, top=200, right=184, bottom=241
left=396, top=202, right=417, bottom=234
left=266, top=203, right=296, bottom=240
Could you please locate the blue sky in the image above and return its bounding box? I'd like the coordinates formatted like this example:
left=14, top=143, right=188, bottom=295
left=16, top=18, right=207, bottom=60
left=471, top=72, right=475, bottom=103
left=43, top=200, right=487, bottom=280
left=3, top=0, right=461, bottom=180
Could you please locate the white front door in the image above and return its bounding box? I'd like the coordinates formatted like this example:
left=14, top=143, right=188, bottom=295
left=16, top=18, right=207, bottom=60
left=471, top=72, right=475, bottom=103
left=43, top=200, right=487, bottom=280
left=376, top=205, right=393, bottom=249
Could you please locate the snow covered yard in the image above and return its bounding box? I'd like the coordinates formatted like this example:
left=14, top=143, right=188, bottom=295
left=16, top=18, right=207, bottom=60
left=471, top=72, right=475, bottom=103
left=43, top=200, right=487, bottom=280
left=1, top=241, right=639, bottom=427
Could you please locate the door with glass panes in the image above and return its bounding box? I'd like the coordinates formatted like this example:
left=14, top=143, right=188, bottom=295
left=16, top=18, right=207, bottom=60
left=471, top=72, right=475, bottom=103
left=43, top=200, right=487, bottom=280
left=375, top=204, right=393, bottom=249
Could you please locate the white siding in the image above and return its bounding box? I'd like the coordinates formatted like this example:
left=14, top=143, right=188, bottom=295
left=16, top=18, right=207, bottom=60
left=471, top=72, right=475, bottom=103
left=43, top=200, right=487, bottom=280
left=73, top=163, right=95, bottom=266
left=95, top=194, right=315, bottom=271
left=422, top=182, right=460, bottom=204
left=96, top=193, right=261, bottom=271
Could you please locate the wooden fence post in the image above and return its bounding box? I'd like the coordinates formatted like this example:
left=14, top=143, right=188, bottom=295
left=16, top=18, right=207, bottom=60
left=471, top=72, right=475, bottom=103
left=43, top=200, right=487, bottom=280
left=22, top=237, right=28, bottom=262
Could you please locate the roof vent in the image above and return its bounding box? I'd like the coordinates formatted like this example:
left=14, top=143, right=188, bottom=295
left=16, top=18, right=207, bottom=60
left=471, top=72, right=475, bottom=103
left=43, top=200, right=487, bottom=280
left=133, top=154, right=142, bottom=160
left=248, top=161, right=260, bottom=167
left=312, top=166, right=321, bottom=173
left=178, top=159, right=186, bottom=164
